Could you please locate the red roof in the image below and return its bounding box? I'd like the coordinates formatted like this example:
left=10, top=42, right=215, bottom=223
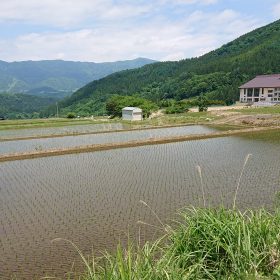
left=239, top=74, right=280, bottom=89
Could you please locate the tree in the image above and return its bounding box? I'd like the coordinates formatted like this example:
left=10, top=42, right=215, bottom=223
left=197, top=96, right=208, bottom=112
left=105, top=95, right=158, bottom=118
left=66, top=112, right=76, bottom=118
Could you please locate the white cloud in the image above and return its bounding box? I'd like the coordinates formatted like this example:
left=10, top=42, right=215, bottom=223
left=0, top=0, right=152, bottom=27
left=0, top=0, right=220, bottom=28
left=159, top=0, right=218, bottom=5
left=273, top=3, right=280, bottom=18
left=0, top=9, right=261, bottom=62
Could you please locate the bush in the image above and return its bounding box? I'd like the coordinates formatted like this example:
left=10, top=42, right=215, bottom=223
left=165, top=102, right=190, bottom=114
left=66, top=112, right=76, bottom=119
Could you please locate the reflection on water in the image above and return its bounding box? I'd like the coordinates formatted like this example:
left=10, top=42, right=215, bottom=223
left=0, top=133, right=280, bottom=279
left=0, top=125, right=216, bottom=155
left=0, top=123, right=127, bottom=139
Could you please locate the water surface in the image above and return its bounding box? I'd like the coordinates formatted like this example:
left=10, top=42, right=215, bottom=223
left=0, top=132, right=280, bottom=279
left=0, top=125, right=216, bottom=155
left=0, top=123, right=126, bottom=139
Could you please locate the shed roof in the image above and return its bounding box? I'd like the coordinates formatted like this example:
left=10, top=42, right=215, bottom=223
left=122, top=107, right=142, bottom=113
left=239, top=74, right=280, bottom=89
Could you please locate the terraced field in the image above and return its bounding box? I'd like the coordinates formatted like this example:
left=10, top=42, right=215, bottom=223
left=0, top=125, right=216, bottom=155
left=1, top=132, right=280, bottom=279
left=0, top=123, right=127, bottom=139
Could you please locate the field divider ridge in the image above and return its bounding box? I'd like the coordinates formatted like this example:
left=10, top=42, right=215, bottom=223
left=0, top=123, right=200, bottom=142
left=0, top=127, right=278, bottom=163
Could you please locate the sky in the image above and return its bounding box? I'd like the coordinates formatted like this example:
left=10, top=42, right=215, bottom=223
left=0, top=0, right=279, bottom=62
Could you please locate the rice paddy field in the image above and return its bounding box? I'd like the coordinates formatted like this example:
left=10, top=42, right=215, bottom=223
left=0, top=125, right=280, bottom=279
left=0, top=123, right=127, bottom=140
left=0, top=125, right=216, bottom=155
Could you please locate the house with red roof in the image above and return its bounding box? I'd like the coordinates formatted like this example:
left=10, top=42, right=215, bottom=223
left=239, top=74, right=280, bottom=104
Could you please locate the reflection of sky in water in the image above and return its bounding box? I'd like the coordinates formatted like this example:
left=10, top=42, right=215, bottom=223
left=0, top=125, right=216, bottom=154
left=0, top=123, right=126, bottom=139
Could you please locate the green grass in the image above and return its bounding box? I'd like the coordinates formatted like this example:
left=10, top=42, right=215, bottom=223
left=0, top=112, right=221, bottom=131
left=53, top=207, right=280, bottom=280
left=233, top=106, right=280, bottom=115
left=131, top=112, right=221, bottom=126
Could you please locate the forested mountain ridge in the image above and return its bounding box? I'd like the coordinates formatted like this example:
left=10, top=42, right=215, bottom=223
left=0, top=58, right=156, bottom=98
left=49, top=19, right=280, bottom=116
left=0, top=93, right=58, bottom=119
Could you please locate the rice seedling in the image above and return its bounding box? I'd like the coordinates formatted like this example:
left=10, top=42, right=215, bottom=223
left=0, top=132, right=279, bottom=278
left=0, top=125, right=217, bottom=156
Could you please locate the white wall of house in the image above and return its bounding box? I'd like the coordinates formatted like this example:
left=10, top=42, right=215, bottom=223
left=240, top=88, right=280, bottom=103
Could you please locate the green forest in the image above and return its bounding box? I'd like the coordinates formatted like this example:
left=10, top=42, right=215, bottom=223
left=0, top=93, right=58, bottom=119
left=44, top=19, right=280, bottom=117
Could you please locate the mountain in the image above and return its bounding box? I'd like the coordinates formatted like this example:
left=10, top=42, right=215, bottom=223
left=0, top=93, right=58, bottom=119
left=49, top=19, right=280, bottom=116
left=0, top=58, right=156, bottom=98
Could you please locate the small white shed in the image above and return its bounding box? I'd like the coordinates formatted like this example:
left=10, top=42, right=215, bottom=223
left=122, top=107, right=143, bottom=121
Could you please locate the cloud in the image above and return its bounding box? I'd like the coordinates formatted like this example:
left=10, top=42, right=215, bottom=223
left=0, top=0, right=220, bottom=28
left=0, top=0, right=152, bottom=27
left=273, top=3, right=280, bottom=18
left=0, top=9, right=261, bottom=62
left=159, top=0, right=218, bottom=5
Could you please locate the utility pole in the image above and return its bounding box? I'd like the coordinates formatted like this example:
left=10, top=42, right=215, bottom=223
left=56, top=102, right=59, bottom=118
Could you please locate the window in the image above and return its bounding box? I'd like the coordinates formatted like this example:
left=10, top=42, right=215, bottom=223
left=268, top=90, right=273, bottom=93
left=254, top=88, right=260, bottom=97
left=247, top=88, right=253, bottom=97
left=268, top=94, right=273, bottom=97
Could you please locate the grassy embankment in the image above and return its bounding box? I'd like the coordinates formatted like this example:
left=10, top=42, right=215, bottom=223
left=0, top=111, right=224, bottom=131
left=1, top=105, right=280, bottom=131
left=233, top=106, right=280, bottom=115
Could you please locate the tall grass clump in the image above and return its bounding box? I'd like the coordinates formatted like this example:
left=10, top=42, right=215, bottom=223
left=168, top=207, right=280, bottom=279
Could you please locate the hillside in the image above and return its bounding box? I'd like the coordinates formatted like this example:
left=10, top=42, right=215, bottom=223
left=0, top=93, right=58, bottom=119
left=0, top=58, right=156, bottom=98
left=50, top=19, right=280, bottom=116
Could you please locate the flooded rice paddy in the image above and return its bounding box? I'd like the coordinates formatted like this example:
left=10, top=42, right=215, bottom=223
left=0, top=123, right=127, bottom=139
left=0, top=125, right=216, bottom=155
left=0, top=130, right=280, bottom=279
